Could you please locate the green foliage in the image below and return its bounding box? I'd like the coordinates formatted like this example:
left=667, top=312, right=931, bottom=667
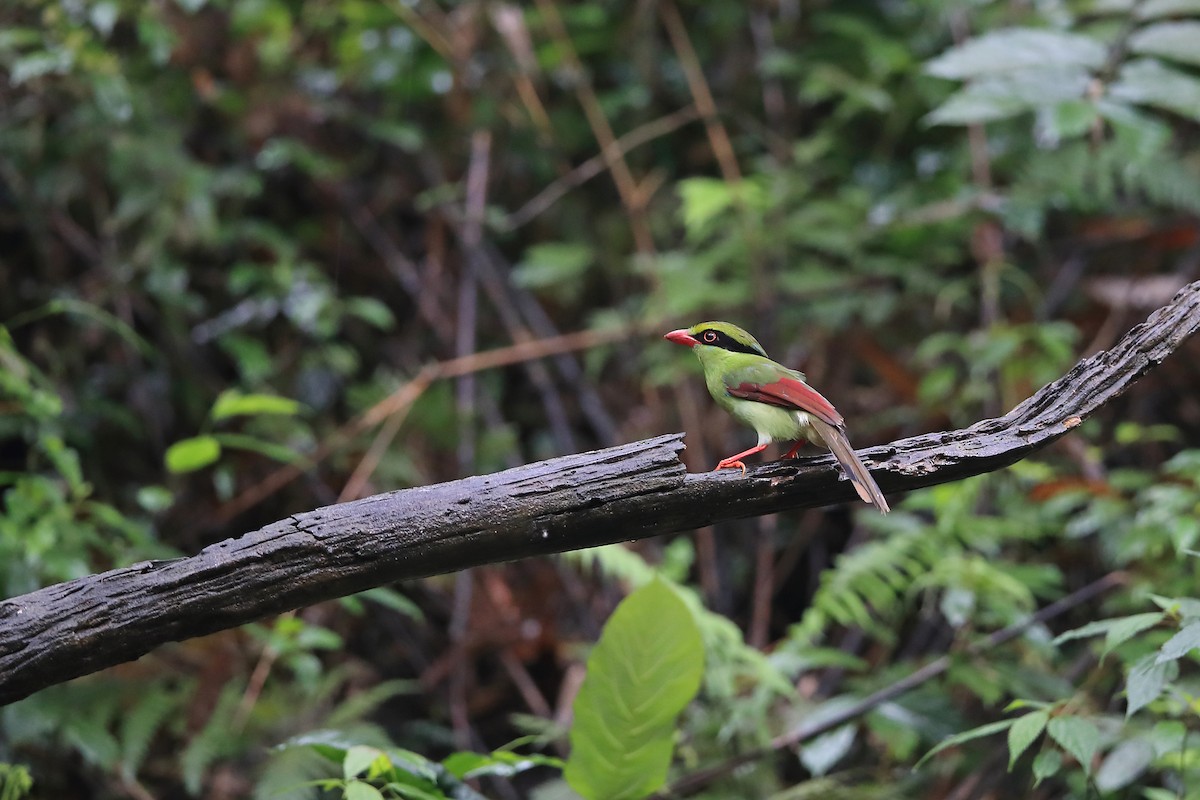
left=923, top=3, right=1200, bottom=239
left=276, top=731, right=561, bottom=800
left=0, top=765, right=33, bottom=800
left=2, top=0, right=1199, bottom=796
left=0, top=328, right=167, bottom=595
left=791, top=474, right=1063, bottom=645
left=165, top=389, right=306, bottom=474
left=564, top=577, right=704, bottom=800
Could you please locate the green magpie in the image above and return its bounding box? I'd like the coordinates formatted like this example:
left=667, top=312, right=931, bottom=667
left=665, top=321, right=890, bottom=513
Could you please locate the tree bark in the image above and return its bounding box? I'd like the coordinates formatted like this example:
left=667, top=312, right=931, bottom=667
left=1, top=281, right=1198, bottom=706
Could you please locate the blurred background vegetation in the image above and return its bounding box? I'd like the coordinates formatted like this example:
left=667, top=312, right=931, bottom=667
left=2, top=0, right=1200, bottom=797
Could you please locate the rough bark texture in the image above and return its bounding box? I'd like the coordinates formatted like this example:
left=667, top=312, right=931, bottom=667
left=1, top=281, right=1198, bottom=705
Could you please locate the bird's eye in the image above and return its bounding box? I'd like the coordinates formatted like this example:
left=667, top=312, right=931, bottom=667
left=702, top=331, right=717, bottom=343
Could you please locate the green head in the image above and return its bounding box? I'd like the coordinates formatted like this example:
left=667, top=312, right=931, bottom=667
left=663, top=321, right=769, bottom=366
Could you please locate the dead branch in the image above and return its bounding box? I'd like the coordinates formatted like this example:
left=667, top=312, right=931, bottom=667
left=0, top=281, right=1197, bottom=705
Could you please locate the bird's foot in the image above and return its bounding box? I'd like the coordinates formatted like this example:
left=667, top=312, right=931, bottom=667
left=713, top=459, right=747, bottom=474
left=784, top=440, right=808, bottom=459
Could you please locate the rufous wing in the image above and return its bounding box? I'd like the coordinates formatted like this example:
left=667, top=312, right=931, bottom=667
left=726, top=374, right=844, bottom=427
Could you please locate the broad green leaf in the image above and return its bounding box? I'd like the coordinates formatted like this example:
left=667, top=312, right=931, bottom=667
left=1156, top=620, right=1200, bottom=663
left=1110, top=59, right=1200, bottom=123
left=1047, top=716, right=1099, bottom=776
left=1103, top=612, right=1164, bottom=657
left=165, top=436, right=221, bottom=473
left=925, top=67, right=1090, bottom=125
left=1036, top=100, right=1099, bottom=143
left=1054, top=618, right=1119, bottom=644
left=1057, top=612, right=1165, bottom=655
left=564, top=577, right=704, bottom=800
left=1127, top=653, right=1177, bottom=716
left=1130, top=22, right=1200, bottom=67
left=344, top=746, right=382, bottom=779
left=275, top=729, right=355, bottom=761
left=1008, top=711, right=1049, bottom=770
left=799, top=724, right=856, bottom=777
left=1094, top=739, right=1155, bottom=791
left=345, top=781, right=386, bottom=800
left=211, top=389, right=301, bottom=420
left=1137, top=0, right=1200, bottom=19
left=925, top=29, right=1106, bottom=79
left=916, top=718, right=1016, bottom=769
left=11, top=51, right=73, bottom=84
left=1032, top=749, right=1061, bottom=786
left=1148, top=595, right=1200, bottom=618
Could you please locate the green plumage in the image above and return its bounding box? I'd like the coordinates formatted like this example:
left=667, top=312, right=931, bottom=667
left=667, top=320, right=890, bottom=512
left=695, top=347, right=817, bottom=445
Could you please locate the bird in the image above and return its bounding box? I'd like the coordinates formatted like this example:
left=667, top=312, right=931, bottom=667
left=664, top=321, right=890, bottom=513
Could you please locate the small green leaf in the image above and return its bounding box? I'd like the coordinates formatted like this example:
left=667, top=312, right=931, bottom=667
left=1156, top=620, right=1200, bottom=663
left=564, top=577, right=704, bottom=800
left=165, top=436, right=221, bottom=473
left=212, top=390, right=301, bottom=420
left=1047, top=716, right=1099, bottom=776
left=513, top=242, right=595, bottom=291
left=213, top=433, right=304, bottom=465
left=344, top=746, right=382, bottom=779
left=136, top=485, right=174, bottom=513
left=1008, top=711, right=1049, bottom=770
left=1127, top=653, right=1177, bottom=717
left=678, top=178, right=735, bottom=234
left=1095, top=739, right=1155, bottom=792
left=442, top=750, right=563, bottom=780
left=916, top=718, right=1016, bottom=769
left=1032, top=749, right=1061, bottom=786
left=354, top=587, right=424, bottom=621
left=343, top=297, right=395, bottom=330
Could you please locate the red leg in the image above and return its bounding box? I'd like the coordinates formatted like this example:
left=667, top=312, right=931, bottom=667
left=714, top=443, right=768, bottom=474
left=783, top=440, right=808, bottom=459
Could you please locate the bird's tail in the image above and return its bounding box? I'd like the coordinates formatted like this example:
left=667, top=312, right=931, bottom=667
left=810, top=419, right=890, bottom=514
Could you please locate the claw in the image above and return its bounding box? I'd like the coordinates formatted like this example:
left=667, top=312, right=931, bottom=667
left=784, top=440, right=808, bottom=459
left=714, top=459, right=747, bottom=474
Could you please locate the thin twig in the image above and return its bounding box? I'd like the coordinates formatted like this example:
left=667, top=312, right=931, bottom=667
left=479, top=239, right=621, bottom=445
left=212, top=327, right=635, bottom=524
left=500, top=106, right=701, bottom=231
left=534, top=0, right=657, bottom=254
left=659, top=0, right=742, bottom=184
left=456, top=131, right=492, bottom=473
left=749, top=515, right=776, bottom=649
